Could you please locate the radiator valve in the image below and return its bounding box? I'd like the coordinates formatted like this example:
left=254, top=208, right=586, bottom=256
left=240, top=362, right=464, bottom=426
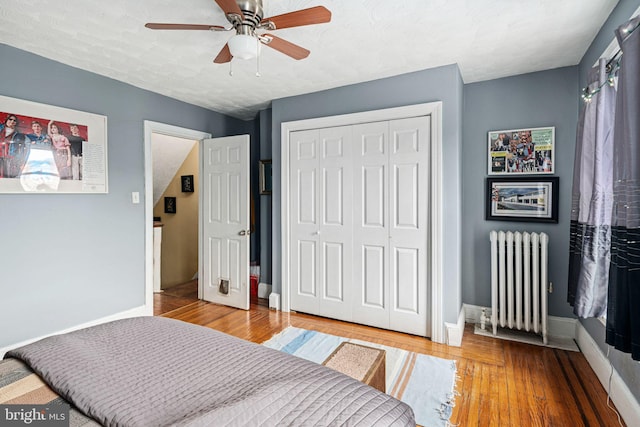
left=480, top=308, right=487, bottom=330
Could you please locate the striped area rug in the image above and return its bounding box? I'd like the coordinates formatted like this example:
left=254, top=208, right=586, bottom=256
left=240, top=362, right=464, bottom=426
left=0, top=358, right=98, bottom=426
left=263, top=327, right=457, bottom=427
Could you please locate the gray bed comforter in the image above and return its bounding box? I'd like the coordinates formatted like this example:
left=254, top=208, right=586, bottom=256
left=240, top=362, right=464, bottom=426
left=6, top=317, right=415, bottom=427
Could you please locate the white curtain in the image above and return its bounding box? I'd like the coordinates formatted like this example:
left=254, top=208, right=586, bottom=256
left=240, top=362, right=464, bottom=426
left=567, top=58, right=616, bottom=318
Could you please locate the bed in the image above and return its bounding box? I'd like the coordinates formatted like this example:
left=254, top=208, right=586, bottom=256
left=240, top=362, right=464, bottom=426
left=1, top=317, right=415, bottom=426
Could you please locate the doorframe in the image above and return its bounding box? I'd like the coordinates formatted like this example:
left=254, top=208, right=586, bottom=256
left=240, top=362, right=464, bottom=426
left=143, top=121, right=211, bottom=312
left=280, top=102, right=444, bottom=341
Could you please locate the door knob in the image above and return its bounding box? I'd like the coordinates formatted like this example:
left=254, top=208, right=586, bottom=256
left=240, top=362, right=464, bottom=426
left=239, top=230, right=246, bottom=236
left=314, top=230, right=321, bottom=235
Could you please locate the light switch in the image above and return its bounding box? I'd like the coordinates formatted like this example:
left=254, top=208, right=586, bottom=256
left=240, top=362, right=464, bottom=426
left=132, top=192, right=140, bottom=204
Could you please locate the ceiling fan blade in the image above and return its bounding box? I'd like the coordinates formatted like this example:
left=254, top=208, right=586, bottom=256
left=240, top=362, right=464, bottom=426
left=145, top=23, right=226, bottom=31
left=213, top=43, right=233, bottom=63
left=214, top=0, right=243, bottom=17
left=262, top=6, right=331, bottom=30
left=262, top=34, right=310, bottom=60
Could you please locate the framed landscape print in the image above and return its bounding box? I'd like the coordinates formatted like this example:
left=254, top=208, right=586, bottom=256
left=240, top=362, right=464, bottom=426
left=486, top=177, right=559, bottom=223
left=488, top=126, right=554, bottom=175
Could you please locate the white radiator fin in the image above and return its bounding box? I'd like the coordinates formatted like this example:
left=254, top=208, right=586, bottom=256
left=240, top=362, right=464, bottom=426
left=490, top=230, right=549, bottom=344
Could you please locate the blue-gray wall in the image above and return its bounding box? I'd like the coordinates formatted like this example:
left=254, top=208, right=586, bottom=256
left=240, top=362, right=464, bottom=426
left=0, top=44, right=251, bottom=349
left=575, top=0, right=640, bottom=404
left=258, top=108, right=273, bottom=285
left=270, top=64, right=464, bottom=326
left=462, top=66, right=579, bottom=319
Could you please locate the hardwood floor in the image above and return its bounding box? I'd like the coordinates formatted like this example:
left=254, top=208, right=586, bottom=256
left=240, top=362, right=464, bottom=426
left=155, top=296, right=625, bottom=426
left=153, top=280, right=199, bottom=316
left=154, top=280, right=267, bottom=316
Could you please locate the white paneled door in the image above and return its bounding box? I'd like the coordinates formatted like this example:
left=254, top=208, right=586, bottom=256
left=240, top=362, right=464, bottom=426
left=290, top=126, right=353, bottom=322
left=387, top=117, right=430, bottom=336
left=289, top=117, right=430, bottom=336
left=202, top=135, right=250, bottom=310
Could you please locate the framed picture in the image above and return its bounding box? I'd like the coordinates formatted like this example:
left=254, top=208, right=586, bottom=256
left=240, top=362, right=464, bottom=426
left=181, top=175, right=194, bottom=192
left=0, top=95, right=108, bottom=193
left=259, top=159, right=272, bottom=195
left=486, top=177, right=559, bottom=223
left=488, top=126, right=554, bottom=175
left=164, top=196, right=177, bottom=214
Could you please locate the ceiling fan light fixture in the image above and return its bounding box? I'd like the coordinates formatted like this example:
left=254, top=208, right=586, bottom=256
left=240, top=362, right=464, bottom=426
left=228, top=34, right=260, bottom=60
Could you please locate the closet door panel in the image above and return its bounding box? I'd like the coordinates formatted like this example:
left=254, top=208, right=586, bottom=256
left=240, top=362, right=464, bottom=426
left=389, top=116, right=431, bottom=336
left=297, top=239, right=317, bottom=296
left=362, top=244, right=385, bottom=308
left=318, top=126, right=352, bottom=321
left=290, top=129, right=320, bottom=315
left=352, top=121, right=390, bottom=328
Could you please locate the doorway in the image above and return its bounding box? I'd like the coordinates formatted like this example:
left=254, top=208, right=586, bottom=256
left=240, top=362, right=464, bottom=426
left=143, top=121, right=211, bottom=313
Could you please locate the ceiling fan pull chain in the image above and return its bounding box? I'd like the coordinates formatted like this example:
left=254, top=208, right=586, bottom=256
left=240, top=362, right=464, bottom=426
left=256, top=38, right=261, bottom=77
left=229, top=60, right=233, bottom=77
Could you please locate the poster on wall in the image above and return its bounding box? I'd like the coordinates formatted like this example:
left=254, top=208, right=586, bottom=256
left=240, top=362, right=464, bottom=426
left=487, top=126, right=554, bottom=175
left=0, top=95, right=108, bottom=193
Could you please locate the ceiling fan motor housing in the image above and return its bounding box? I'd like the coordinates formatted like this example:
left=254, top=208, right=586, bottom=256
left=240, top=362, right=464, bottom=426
left=230, top=0, right=264, bottom=35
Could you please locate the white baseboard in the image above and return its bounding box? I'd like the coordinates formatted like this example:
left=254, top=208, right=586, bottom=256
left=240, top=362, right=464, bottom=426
left=463, top=304, right=577, bottom=338
left=575, top=322, right=640, bottom=427
left=258, top=282, right=272, bottom=299
left=0, top=305, right=149, bottom=358
left=445, top=305, right=466, bottom=347
left=269, top=292, right=281, bottom=311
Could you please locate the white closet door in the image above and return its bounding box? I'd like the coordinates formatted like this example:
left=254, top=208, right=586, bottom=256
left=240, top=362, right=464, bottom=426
left=290, top=129, right=321, bottom=315
left=290, top=127, right=353, bottom=321
left=389, top=116, right=430, bottom=336
left=289, top=117, right=430, bottom=337
left=352, top=121, right=390, bottom=328
left=317, top=126, right=353, bottom=321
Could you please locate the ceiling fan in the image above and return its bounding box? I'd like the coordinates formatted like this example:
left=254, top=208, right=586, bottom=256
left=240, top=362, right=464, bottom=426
left=145, top=0, right=331, bottom=63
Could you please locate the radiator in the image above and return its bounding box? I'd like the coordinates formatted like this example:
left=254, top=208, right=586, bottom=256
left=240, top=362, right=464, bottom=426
left=489, top=230, right=549, bottom=344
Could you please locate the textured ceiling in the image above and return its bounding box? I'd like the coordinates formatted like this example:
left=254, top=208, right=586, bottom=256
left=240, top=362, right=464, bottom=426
left=0, top=0, right=619, bottom=120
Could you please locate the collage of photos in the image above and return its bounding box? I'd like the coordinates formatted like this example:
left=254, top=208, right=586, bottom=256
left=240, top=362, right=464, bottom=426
left=488, top=127, right=554, bottom=175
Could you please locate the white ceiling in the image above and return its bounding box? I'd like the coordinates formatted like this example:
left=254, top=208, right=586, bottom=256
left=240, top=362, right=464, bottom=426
left=0, top=0, right=619, bottom=120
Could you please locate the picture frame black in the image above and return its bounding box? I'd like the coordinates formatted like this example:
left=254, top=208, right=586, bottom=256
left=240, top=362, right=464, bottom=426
left=164, top=196, right=177, bottom=214
left=486, top=177, right=559, bottom=223
left=181, top=175, right=194, bottom=193
left=259, top=159, right=272, bottom=195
